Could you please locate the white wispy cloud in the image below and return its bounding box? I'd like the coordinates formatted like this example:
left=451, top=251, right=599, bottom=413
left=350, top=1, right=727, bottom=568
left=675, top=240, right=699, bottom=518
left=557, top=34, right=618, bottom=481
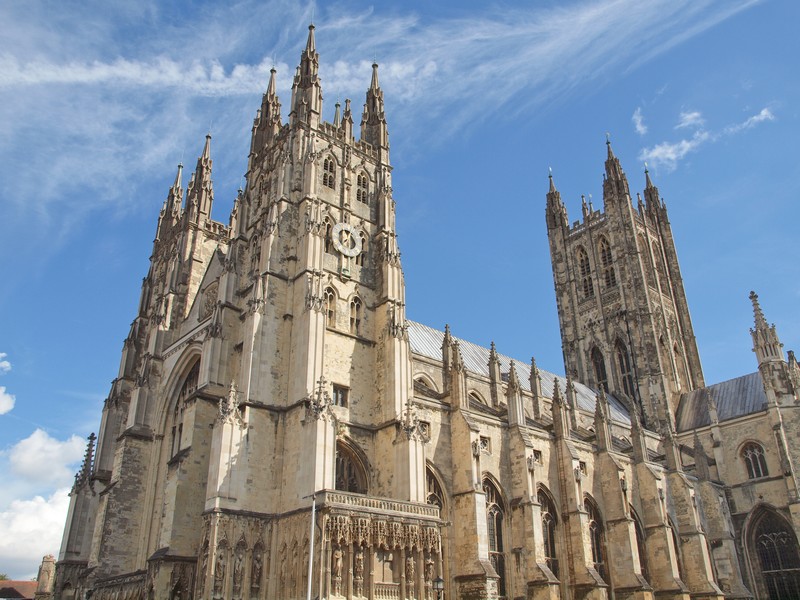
left=0, top=386, right=14, bottom=414
left=724, top=107, right=775, bottom=134
left=0, top=352, right=10, bottom=373
left=632, top=107, right=648, bottom=135
left=676, top=110, right=705, bottom=129
left=7, top=429, right=85, bottom=488
left=640, top=106, right=775, bottom=171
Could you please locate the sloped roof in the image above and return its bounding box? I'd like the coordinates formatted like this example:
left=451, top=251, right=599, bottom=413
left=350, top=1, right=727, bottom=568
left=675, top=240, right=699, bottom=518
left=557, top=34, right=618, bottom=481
left=675, top=371, right=767, bottom=432
left=0, top=581, right=37, bottom=599
left=407, top=321, right=631, bottom=425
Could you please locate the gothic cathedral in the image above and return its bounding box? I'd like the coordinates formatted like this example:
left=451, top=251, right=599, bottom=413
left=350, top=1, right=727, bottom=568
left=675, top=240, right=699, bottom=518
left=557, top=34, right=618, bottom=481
left=54, top=26, right=800, bottom=600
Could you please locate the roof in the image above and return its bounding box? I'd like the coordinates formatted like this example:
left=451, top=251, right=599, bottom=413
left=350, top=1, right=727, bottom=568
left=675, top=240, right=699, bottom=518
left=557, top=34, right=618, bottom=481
left=0, top=581, right=37, bottom=599
left=675, top=371, right=767, bottom=432
left=407, top=321, right=630, bottom=425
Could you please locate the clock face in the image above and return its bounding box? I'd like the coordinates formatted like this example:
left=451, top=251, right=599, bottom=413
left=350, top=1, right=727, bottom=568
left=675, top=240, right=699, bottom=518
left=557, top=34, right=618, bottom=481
left=332, top=222, right=362, bottom=258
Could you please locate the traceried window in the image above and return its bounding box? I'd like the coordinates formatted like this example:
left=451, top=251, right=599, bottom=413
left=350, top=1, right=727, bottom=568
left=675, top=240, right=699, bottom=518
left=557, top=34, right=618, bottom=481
left=577, top=246, right=594, bottom=299
left=599, top=236, right=617, bottom=288
left=324, top=288, right=336, bottom=327
left=356, top=173, right=369, bottom=204
left=484, top=479, right=507, bottom=598
left=591, top=347, right=608, bottom=392
left=751, top=510, right=800, bottom=599
left=350, top=297, right=362, bottom=335
left=615, top=341, right=635, bottom=398
left=585, top=497, right=607, bottom=583
left=335, top=441, right=367, bottom=494
left=323, top=157, right=336, bottom=189
left=742, top=442, right=769, bottom=479
left=332, top=384, right=348, bottom=407
left=171, top=360, right=199, bottom=458
left=538, top=488, right=559, bottom=578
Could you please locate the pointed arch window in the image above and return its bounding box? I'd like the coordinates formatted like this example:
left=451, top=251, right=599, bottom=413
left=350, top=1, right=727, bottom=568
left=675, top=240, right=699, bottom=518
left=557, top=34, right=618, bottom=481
left=323, top=219, right=334, bottom=254
left=335, top=441, right=367, bottom=494
left=751, top=510, right=800, bottom=599
left=171, top=360, right=199, bottom=458
left=538, top=488, right=559, bottom=578
left=742, top=442, right=769, bottom=479
left=483, top=479, right=507, bottom=598
left=356, top=173, right=369, bottom=204
left=426, top=467, right=445, bottom=513
left=324, top=287, right=336, bottom=327
left=350, top=296, right=362, bottom=335
left=631, top=507, right=650, bottom=584
left=585, top=497, right=607, bottom=583
left=615, top=341, right=635, bottom=398
left=591, top=347, right=608, bottom=392
left=599, top=237, right=617, bottom=288
left=354, top=232, right=367, bottom=267
left=577, top=246, right=594, bottom=299
left=323, top=157, right=336, bottom=189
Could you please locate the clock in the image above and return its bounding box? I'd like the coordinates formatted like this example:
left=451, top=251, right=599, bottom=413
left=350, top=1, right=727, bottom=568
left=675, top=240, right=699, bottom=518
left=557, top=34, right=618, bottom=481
left=332, top=222, right=362, bottom=258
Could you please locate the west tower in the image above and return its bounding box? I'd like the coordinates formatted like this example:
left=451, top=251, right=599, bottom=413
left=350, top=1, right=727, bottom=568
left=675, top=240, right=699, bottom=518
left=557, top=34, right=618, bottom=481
left=546, top=141, right=704, bottom=426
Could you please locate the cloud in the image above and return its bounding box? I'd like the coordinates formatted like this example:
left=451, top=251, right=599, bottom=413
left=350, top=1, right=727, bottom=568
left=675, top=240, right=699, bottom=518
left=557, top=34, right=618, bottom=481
left=724, top=107, right=775, bottom=134
left=7, top=429, right=85, bottom=488
left=0, top=488, right=70, bottom=579
left=640, top=106, right=775, bottom=171
left=676, top=110, right=704, bottom=129
left=0, top=386, right=14, bottom=414
left=0, top=352, right=10, bottom=373
left=632, top=107, right=647, bottom=135
left=639, top=130, right=711, bottom=171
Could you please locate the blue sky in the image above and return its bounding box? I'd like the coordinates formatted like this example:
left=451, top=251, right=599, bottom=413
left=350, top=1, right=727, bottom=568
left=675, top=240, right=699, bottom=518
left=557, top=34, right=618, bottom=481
left=1, top=0, right=798, bottom=578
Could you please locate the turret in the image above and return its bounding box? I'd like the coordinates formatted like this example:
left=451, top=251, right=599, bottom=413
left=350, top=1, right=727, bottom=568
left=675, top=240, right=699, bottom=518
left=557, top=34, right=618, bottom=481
left=545, top=171, right=567, bottom=231
left=290, top=25, right=323, bottom=127
left=360, top=63, right=389, bottom=152
left=251, top=67, right=282, bottom=156
left=602, top=136, right=631, bottom=202
left=185, top=135, right=214, bottom=224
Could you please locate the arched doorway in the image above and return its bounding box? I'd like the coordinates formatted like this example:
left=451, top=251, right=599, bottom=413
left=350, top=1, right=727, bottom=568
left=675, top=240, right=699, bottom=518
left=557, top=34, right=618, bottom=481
left=748, top=508, right=800, bottom=599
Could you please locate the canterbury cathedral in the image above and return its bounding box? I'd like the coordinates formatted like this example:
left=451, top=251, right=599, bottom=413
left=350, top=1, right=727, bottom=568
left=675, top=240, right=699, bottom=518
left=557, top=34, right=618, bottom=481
left=53, top=26, right=800, bottom=600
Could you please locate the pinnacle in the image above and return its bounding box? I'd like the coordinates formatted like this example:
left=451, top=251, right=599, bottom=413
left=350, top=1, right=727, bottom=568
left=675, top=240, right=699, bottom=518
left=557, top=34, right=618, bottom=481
left=370, top=62, right=380, bottom=90
left=644, top=163, right=654, bottom=189
left=267, top=67, right=277, bottom=97
left=201, top=134, right=211, bottom=160
left=305, top=23, right=316, bottom=52
left=548, top=169, right=556, bottom=193
left=750, top=290, right=768, bottom=329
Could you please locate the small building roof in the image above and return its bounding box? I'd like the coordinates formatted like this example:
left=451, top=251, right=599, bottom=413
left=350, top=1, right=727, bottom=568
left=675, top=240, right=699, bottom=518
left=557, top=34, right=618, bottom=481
left=675, top=371, right=767, bottom=432
left=0, top=580, right=37, bottom=599
left=407, top=321, right=631, bottom=425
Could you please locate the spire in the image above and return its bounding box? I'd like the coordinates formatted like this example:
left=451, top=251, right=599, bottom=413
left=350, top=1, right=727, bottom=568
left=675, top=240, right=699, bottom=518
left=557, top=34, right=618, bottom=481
left=750, top=291, right=784, bottom=365
left=361, top=63, right=389, bottom=150
left=546, top=170, right=567, bottom=230
left=643, top=163, right=660, bottom=209
left=603, top=134, right=630, bottom=200
left=290, top=25, right=322, bottom=127
left=529, top=356, right=542, bottom=420
left=342, top=98, right=354, bottom=139
left=159, top=163, right=184, bottom=236
left=333, top=101, right=341, bottom=128
left=594, top=388, right=611, bottom=451
left=506, top=361, right=525, bottom=426
left=551, top=378, right=570, bottom=439
left=606, top=133, right=615, bottom=160
left=186, top=135, right=214, bottom=224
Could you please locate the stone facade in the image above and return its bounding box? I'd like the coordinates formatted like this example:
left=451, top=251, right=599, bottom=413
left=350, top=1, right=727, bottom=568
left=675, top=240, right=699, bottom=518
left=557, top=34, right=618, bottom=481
left=54, top=27, right=799, bottom=600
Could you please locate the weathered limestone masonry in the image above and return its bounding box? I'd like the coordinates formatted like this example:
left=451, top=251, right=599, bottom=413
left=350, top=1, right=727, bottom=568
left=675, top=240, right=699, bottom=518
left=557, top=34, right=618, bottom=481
left=53, top=26, right=799, bottom=600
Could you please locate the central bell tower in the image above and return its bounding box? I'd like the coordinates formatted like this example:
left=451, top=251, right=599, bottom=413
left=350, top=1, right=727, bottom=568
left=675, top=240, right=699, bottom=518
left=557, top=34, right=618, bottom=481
left=546, top=141, right=704, bottom=426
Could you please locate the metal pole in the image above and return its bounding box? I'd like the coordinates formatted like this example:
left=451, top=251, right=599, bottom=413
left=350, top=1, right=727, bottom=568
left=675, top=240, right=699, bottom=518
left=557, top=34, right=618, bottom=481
left=306, top=493, right=316, bottom=600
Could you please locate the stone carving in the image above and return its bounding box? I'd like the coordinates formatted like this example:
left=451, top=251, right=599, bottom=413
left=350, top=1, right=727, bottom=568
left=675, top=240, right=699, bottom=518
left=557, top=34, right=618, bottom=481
left=305, top=376, right=331, bottom=420
left=250, top=547, right=263, bottom=594
left=218, top=382, right=243, bottom=425
left=213, top=549, right=225, bottom=596
left=405, top=554, right=415, bottom=582
left=232, top=544, right=244, bottom=596
left=332, top=545, right=343, bottom=595
left=354, top=547, right=365, bottom=597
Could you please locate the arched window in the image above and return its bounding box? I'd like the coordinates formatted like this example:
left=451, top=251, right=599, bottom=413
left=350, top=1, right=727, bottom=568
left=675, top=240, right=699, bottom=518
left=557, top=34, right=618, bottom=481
left=171, top=360, right=199, bottom=458
left=323, top=157, right=336, bottom=189
left=615, top=341, right=635, bottom=398
left=483, top=479, right=507, bottom=597
left=577, top=246, right=594, bottom=299
left=323, top=219, right=333, bottom=254
left=599, top=237, right=617, bottom=288
left=750, top=509, right=800, bottom=599
left=356, top=173, right=369, bottom=204
left=538, top=488, right=559, bottom=578
left=324, top=287, right=336, bottom=327
left=426, top=467, right=445, bottom=511
left=584, top=497, right=607, bottom=583
left=335, top=441, right=367, bottom=494
left=354, top=232, right=367, bottom=267
left=591, top=347, right=608, bottom=392
left=652, top=242, right=668, bottom=293
left=742, top=442, right=769, bottom=479
left=350, top=297, right=362, bottom=335
left=631, top=507, right=650, bottom=584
